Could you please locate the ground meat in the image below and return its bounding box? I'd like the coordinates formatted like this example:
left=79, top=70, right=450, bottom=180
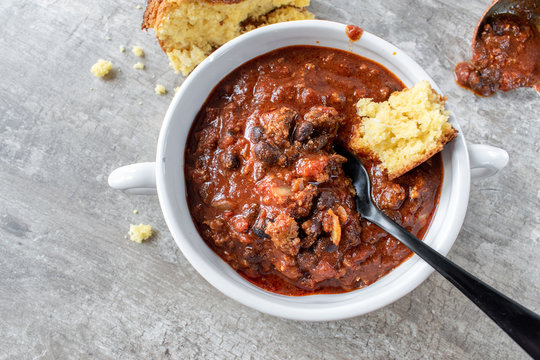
left=310, top=259, right=341, bottom=283
left=304, top=106, right=339, bottom=129
left=297, top=106, right=342, bottom=151
left=260, top=107, right=297, bottom=146
left=304, top=134, right=331, bottom=152
left=272, top=252, right=302, bottom=280
left=302, top=218, right=322, bottom=238
left=317, top=191, right=336, bottom=210
left=341, top=218, right=362, bottom=248
left=287, top=184, right=317, bottom=219
left=257, top=176, right=292, bottom=205
left=297, top=251, right=318, bottom=272
left=231, top=215, right=250, bottom=233
left=343, top=243, right=376, bottom=267
left=265, top=213, right=301, bottom=256
left=375, top=183, right=406, bottom=210
left=371, top=166, right=407, bottom=210
left=300, top=218, right=322, bottom=248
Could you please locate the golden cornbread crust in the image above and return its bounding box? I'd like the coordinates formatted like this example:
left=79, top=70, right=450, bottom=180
left=142, top=0, right=313, bottom=75
left=350, top=81, right=458, bottom=180
left=386, top=128, right=457, bottom=179
left=142, top=0, right=284, bottom=30
left=142, top=0, right=166, bottom=30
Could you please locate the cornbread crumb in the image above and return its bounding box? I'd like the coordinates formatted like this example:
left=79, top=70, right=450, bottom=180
left=142, top=0, right=314, bottom=76
left=129, top=223, right=153, bottom=243
left=90, top=59, right=113, bottom=77
left=133, top=209, right=139, bottom=214
left=132, top=46, right=144, bottom=57
left=136, top=4, right=142, bottom=9
left=174, top=86, right=181, bottom=94
left=120, top=45, right=126, bottom=52
left=133, top=62, right=145, bottom=70
left=155, top=84, right=167, bottom=95
left=350, top=81, right=457, bottom=179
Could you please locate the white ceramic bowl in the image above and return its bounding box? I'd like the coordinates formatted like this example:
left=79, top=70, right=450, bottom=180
left=108, top=20, right=508, bottom=321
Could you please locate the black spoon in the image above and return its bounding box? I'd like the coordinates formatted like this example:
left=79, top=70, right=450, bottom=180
left=334, top=144, right=540, bottom=359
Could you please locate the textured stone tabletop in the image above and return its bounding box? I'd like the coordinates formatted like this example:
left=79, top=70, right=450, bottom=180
left=1, top=0, right=538, bottom=359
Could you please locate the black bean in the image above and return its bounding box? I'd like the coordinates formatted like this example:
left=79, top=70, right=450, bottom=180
left=317, top=191, right=335, bottom=210
left=294, top=122, right=314, bottom=142
left=252, top=226, right=270, bottom=239
left=342, top=220, right=362, bottom=247
left=243, top=246, right=260, bottom=263
left=222, top=152, right=240, bottom=170
left=311, top=134, right=330, bottom=151
left=250, top=126, right=265, bottom=143
left=297, top=252, right=317, bottom=271
left=302, top=219, right=322, bottom=238
left=253, top=141, right=281, bottom=165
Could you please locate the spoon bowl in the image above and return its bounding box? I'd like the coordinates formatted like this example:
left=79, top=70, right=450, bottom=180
left=473, top=0, right=539, bottom=43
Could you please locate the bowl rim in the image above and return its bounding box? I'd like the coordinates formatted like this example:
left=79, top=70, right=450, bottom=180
left=155, top=20, right=471, bottom=321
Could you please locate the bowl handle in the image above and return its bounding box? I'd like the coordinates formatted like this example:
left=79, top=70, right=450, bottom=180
left=108, top=162, right=157, bottom=195
left=467, top=144, right=509, bottom=180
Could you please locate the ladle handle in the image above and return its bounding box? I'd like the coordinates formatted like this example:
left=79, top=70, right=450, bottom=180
left=366, top=209, right=540, bottom=359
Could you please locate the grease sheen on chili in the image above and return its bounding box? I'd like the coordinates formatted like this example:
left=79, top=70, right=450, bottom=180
left=185, top=46, right=443, bottom=295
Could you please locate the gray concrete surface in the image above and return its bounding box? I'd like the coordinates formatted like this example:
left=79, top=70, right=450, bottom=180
left=0, top=0, right=538, bottom=359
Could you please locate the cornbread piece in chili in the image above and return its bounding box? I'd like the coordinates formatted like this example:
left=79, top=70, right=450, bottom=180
left=350, top=81, right=457, bottom=180
left=142, top=0, right=314, bottom=75
left=185, top=46, right=443, bottom=295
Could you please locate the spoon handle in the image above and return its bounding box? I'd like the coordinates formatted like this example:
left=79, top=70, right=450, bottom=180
left=368, top=209, right=540, bottom=359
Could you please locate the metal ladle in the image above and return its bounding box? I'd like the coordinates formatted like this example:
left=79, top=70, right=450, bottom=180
left=473, top=0, right=539, bottom=43
left=472, top=0, right=540, bottom=93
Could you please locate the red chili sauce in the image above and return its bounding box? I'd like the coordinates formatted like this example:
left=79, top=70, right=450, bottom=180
left=185, top=46, right=443, bottom=295
left=455, top=13, right=540, bottom=96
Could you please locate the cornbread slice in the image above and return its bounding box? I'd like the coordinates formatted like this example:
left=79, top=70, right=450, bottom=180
left=142, top=0, right=314, bottom=76
left=350, top=81, right=457, bottom=179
